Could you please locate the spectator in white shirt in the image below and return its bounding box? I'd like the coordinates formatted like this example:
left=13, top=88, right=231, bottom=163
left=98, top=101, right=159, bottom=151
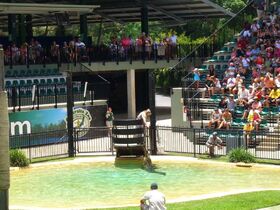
left=141, top=183, right=166, bottom=210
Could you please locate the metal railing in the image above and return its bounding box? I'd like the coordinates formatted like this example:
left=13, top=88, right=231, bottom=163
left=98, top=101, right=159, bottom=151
left=5, top=82, right=107, bottom=111
left=10, top=126, right=280, bottom=162
left=2, top=43, right=211, bottom=68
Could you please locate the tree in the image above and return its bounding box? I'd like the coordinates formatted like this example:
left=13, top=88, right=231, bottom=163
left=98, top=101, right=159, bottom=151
left=0, top=47, right=10, bottom=210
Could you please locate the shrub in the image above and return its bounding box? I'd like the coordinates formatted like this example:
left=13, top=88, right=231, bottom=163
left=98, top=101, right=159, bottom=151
left=228, top=147, right=256, bottom=163
left=10, top=149, right=29, bottom=167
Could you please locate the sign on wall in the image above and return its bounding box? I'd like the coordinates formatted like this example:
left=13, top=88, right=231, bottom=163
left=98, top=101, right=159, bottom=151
left=9, top=105, right=107, bottom=136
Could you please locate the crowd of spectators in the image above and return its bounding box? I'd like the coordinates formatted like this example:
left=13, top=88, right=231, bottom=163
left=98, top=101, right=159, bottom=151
left=3, top=32, right=178, bottom=65
left=206, top=8, right=280, bottom=132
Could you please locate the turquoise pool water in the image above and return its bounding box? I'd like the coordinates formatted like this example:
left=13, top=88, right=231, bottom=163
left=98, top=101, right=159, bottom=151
left=10, top=158, right=280, bottom=209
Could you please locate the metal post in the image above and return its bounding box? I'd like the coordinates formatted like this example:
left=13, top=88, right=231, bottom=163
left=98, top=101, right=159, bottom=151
left=148, top=70, right=157, bottom=155
left=67, top=72, right=74, bottom=157
left=54, top=84, right=58, bottom=108
left=0, top=45, right=9, bottom=210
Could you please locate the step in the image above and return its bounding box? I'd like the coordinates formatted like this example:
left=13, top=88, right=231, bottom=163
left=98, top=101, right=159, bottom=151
left=256, top=146, right=279, bottom=151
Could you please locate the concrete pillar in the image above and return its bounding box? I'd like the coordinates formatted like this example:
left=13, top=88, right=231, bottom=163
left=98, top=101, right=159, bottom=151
left=127, top=69, right=136, bottom=118
left=80, top=15, right=88, bottom=44
left=26, top=15, right=33, bottom=39
left=141, top=0, right=149, bottom=34
left=8, top=14, right=17, bottom=43
left=0, top=47, right=10, bottom=210
left=18, top=14, right=26, bottom=45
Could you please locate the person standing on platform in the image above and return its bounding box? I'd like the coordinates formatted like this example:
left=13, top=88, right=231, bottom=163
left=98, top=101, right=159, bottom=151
left=105, top=107, right=114, bottom=136
left=137, top=109, right=152, bottom=127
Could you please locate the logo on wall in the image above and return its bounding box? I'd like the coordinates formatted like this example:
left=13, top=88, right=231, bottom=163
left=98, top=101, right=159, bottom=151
left=71, top=108, right=92, bottom=137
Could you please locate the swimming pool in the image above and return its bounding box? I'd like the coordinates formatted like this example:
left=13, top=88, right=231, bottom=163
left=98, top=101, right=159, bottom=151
left=10, top=156, right=280, bottom=209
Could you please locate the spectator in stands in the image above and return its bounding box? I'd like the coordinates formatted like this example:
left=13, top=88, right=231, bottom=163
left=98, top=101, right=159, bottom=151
left=208, top=64, right=215, bottom=77
left=223, top=74, right=236, bottom=94
left=213, top=77, right=222, bottom=95
left=275, top=74, right=280, bottom=88
left=238, top=85, right=249, bottom=105
left=205, top=75, right=215, bottom=97
left=19, top=42, right=28, bottom=64
left=170, top=31, right=177, bottom=58
left=193, top=68, right=200, bottom=89
left=243, top=122, right=255, bottom=147
left=268, top=86, right=280, bottom=106
left=137, top=109, right=152, bottom=127
left=50, top=41, right=59, bottom=62
left=206, top=132, right=223, bottom=157
left=105, top=107, right=114, bottom=137
left=218, top=96, right=228, bottom=110
left=227, top=94, right=236, bottom=113
left=145, top=33, right=152, bottom=60
left=218, top=108, right=232, bottom=130
left=248, top=108, right=262, bottom=131
left=208, top=108, right=222, bottom=129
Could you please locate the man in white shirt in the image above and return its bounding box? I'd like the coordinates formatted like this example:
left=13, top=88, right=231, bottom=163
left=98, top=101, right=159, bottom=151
left=141, top=183, right=166, bottom=210
left=137, top=109, right=152, bottom=127
left=275, top=74, right=280, bottom=88
left=238, top=85, right=249, bottom=105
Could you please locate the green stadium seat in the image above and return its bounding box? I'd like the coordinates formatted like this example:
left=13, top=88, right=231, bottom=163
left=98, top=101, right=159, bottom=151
left=19, top=70, right=26, bottom=77
left=39, top=89, right=46, bottom=96
left=13, top=70, right=19, bottom=77
left=12, top=80, right=19, bottom=86
left=218, top=56, right=225, bottom=62
left=222, top=64, right=228, bottom=70
left=225, top=55, right=231, bottom=61
left=26, top=69, right=32, bottom=77
left=59, top=88, right=66, bottom=94
left=26, top=79, right=33, bottom=86
left=5, top=70, right=12, bottom=77
left=40, top=79, right=46, bottom=85
left=59, top=78, right=66, bottom=84
left=32, top=69, right=39, bottom=76
left=73, top=87, right=79, bottom=93
left=19, top=80, right=25, bottom=86
left=52, top=68, right=59, bottom=75
left=40, top=68, right=46, bottom=76
left=47, top=79, right=53, bottom=84
left=53, top=78, right=59, bottom=84
left=47, top=88, right=54, bottom=95
left=25, top=90, right=32, bottom=96
left=261, top=107, right=270, bottom=116
left=5, top=81, right=11, bottom=87
left=33, top=79, right=39, bottom=85
left=215, top=65, right=221, bottom=70
left=271, top=107, right=279, bottom=115
left=235, top=106, right=245, bottom=115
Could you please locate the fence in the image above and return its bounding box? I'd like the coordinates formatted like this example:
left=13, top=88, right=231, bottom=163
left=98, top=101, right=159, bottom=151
left=4, top=43, right=216, bottom=68
left=10, top=126, right=280, bottom=162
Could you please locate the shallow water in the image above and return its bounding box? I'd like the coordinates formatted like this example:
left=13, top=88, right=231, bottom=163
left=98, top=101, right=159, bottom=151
left=10, top=159, right=280, bottom=208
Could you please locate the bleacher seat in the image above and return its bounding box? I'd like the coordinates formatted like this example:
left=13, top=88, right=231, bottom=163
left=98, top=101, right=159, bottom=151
left=12, top=80, right=19, bottom=86
left=33, top=79, right=39, bottom=85
left=26, top=79, right=33, bottom=86
left=47, top=79, right=53, bottom=84
left=5, top=80, right=11, bottom=87
left=13, top=70, right=19, bottom=77
left=32, top=69, right=39, bottom=76
left=5, top=70, right=12, bottom=77
left=53, top=78, right=59, bottom=84
left=19, top=80, right=25, bottom=86
left=59, top=78, right=66, bottom=84
left=40, top=79, right=46, bottom=85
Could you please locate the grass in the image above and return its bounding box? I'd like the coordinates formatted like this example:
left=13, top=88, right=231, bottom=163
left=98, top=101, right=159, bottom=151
left=90, top=190, right=280, bottom=210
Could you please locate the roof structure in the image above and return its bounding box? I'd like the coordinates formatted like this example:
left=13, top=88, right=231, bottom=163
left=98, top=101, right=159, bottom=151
left=0, top=0, right=234, bottom=28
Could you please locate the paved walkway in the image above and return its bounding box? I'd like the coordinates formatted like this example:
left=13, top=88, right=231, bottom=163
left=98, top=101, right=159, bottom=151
left=259, top=206, right=280, bottom=210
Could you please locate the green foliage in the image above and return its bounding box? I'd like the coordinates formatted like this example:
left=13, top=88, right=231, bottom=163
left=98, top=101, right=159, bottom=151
left=10, top=149, right=29, bottom=167
left=228, top=147, right=256, bottom=163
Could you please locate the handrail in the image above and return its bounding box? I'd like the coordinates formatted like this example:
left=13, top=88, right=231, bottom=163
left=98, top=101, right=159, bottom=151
left=170, top=0, right=254, bottom=72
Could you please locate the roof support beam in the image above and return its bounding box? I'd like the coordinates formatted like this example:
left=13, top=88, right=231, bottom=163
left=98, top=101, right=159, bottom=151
left=199, top=0, right=235, bottom=17
left=93, top=11, right=124, bottom=24
left=147, top=3, right=185, bottom=24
